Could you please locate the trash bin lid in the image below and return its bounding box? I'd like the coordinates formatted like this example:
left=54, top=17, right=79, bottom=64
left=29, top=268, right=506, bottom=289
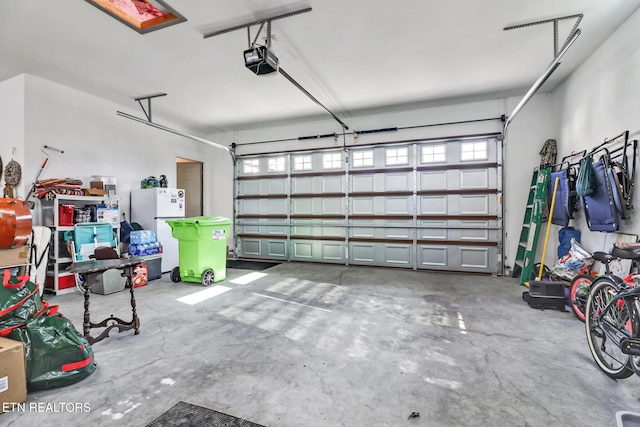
left=167, top=216, right=231, bottom=225
left=190, top=216, right=232, bottom=225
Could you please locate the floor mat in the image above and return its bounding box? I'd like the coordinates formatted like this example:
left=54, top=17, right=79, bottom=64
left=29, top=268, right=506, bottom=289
left=226, top=260, right=280, bottom=270
left=146, top=401, right=265, bottom=427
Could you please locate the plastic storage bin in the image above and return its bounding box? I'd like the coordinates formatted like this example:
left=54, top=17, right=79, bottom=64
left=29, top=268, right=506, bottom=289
left=166, top=216, right=231, bottom=286
left=58, top=204, right=75, bottom=226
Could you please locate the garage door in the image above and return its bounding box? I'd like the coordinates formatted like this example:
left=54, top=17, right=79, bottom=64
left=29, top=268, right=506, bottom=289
left=235, top=135, right=503, bottom=273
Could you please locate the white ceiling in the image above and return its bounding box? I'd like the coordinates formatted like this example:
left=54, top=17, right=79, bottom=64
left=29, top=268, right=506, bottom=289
left=1, top=1, right=639, bottom=134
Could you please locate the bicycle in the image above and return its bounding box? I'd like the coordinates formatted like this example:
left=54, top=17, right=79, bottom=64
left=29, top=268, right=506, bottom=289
left=585, top=243, right=640, bottom=378
left=569, top=245, right=640, bottom=322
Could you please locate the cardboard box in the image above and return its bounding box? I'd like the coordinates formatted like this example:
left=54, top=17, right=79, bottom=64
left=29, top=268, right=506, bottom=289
left=90, top=181, right=104, bottom=190
left=83, top=188, right=106, bottom=196
left=0, top=245, right=29, bottom=269
left=96, top=206, right=119, bottom=227
left=0, top=337, right=27, bottom=413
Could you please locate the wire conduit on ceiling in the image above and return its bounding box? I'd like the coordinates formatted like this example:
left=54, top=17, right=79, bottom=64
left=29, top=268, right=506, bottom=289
left=116, top=111, right=234, bottom=161
left=235, top=116, right=505, bottom=151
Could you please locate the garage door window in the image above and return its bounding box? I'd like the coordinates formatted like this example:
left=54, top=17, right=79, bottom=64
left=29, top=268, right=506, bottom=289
left=352, top=150, right=373, bottom=168
left=243, top=159, right=260, bottom=174
left=294, top=155, right=312, bottom=171
left=268, top=157, right=286, bottom=172
left=386, top=147, right=408, bottom=165
left=460, top=141, right=487, bottom=161
left=421, top=145, right=446, bottom=163
left=323, top=152, right=342, bottom=169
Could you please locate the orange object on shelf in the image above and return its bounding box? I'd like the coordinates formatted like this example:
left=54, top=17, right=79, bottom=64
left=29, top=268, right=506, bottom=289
left=0, top=198, right=32, bottom=249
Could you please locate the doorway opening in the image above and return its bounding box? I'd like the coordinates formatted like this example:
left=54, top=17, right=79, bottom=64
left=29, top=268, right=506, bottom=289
left=176, top=157, right=203, bottom=217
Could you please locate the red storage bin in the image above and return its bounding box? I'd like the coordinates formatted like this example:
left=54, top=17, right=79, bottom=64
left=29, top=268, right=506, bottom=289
left=58, top=204, right=75, bottom=226
left=45, top=275, right=76, bottom=291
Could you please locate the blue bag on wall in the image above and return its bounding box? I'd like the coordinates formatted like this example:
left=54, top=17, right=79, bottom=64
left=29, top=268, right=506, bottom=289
left=558, top=227, right=581, bottom=258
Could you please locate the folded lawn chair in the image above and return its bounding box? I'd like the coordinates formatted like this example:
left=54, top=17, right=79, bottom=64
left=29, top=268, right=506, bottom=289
left=549, top=169, right=577, bottom=227
left=582, top=156, right=620, bottom=232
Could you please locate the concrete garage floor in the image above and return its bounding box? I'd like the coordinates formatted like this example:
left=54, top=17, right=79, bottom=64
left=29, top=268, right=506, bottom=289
left=3, top=263, right=640, bottom=427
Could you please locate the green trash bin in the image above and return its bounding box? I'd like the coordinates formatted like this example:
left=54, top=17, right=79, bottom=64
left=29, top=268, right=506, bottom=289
left=166, top=216, right=232, bottom=286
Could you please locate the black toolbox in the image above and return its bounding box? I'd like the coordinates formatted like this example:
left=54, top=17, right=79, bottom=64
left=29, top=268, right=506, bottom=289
left=523, top=280, right=567, bottom=311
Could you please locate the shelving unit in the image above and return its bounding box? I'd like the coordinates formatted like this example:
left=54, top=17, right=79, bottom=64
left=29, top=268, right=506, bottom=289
left=41, top=194, right=120, bottom=295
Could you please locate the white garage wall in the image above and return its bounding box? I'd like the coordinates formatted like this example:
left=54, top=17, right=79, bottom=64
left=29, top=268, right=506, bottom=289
left=0, top=74, right=231, bottom=225
left=503, top=93, right=558, bottom=274
left=551, top=7, right=640, bottom=260
left=0, top=75, right=26, bottom=198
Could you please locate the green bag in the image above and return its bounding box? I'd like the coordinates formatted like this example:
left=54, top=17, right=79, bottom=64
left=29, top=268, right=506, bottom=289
left=8, top=310, right=96, bottom=391
left=0, top=271, right=42, bottom=335
left=576, top=156, right=595, bottom=197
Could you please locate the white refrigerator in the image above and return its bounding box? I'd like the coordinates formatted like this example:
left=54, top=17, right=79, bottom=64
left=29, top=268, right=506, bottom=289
left=130, top=188, right=186, bottom=273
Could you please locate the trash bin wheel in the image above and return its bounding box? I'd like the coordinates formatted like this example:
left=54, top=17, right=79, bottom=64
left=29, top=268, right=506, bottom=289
left=170, top=267, right=181, bottom=283
left=201, top=269, right=214, bottom=286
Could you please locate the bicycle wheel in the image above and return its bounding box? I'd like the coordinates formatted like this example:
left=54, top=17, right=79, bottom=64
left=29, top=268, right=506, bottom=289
left=585, top=277, right=634, bottom=379
left=570, top=274, right=593, bottom=322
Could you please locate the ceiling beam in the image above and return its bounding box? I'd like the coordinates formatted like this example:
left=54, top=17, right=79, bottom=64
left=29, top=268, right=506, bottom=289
left=203, top=7, right=312, bottom=39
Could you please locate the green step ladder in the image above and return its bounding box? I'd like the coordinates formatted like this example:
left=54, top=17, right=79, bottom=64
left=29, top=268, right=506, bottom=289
left=512, top=166, right=550, bottom=285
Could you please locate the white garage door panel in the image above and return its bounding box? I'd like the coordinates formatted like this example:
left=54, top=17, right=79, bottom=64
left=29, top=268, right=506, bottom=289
left=460, top=247, right=490, bottom=269
left=419, top=196, right=448, bottom=215
left=293, top=241, right=314, bottom=259
left=268, top=198, right=287, bottom=215
left=322, top=198, right=344, bottom=215
left=419, top=245, right=448, bottom=267
left=240, top=180, right=261, bottom=195
left=322, top=220, right=344, bottom=237
left=351, top=174, right=376, bottom=192
left=242, top=239, right=261, bottom=257
left=419, top=220, right=448, bottom=239
left=268, top=178, right=288, bottom=194
left=349, top=225, right=412, bottom=240
left=385, top=172, right=412, bottom=191
left=323, top=175, right=344, bottom=193
left=322, top=242, right=344, bottom=262
left=351, top=197, right=375, bottom=215
left=291, top=220, right=345, bottom=238
left=291, top=197, right=345, bottom=216
left=290, top=239, right=346, bottom=263
left=268, top=240, right=287, bottom=257
left=350, top=196, right=414, bottom=216
left=349, top=242, right=413, bottom=267
left=292, top=198, right=313, bottom=215
left=238, top=218, right=260, bottom=234
left=420, top=170, right=447, bottom=190
left=239, top=199, right=261, bottom=215
left=235, top=136, right=502, bottom=273
left=385, top=196, right=412, bottom=215
left=418, top=194, right=498, bottom=216
left=267, top=219, right=286, bottom=236
left=386, top=245, right=412, bottom=265
left=350, top=243, right=375, bottom=263
left=292, top=176, right=314, bottom=193
left=458, top=194, right=490, bottom=215
left=459, top=169, right=490, bottom=189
